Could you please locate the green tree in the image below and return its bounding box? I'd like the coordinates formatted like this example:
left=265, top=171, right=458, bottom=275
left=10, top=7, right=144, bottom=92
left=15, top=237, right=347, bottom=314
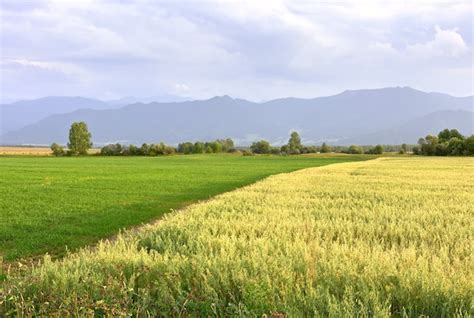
left=178, top=142, right=194, bottom=154
left=464, top=135, right=474, bottom=155
left=373, top=144, right=384, bottom=154
left=215, top=138, right=234, bottom=152
left=128, top=145, right=138, bottom=156
left=446, top=138, right=464, bottom=156
left=288, top=131, right=302, bottom=154
left=68, top=122, right=92, bottom=155
left=100, top=143, right=122, bottom=156
left=399, top=143, right=408, bottom=154
left=348, top=145, right=363, bottom=154
left=320, top=142, right=330, bottom=153
left=149, top=143, right=165, bottom=156
left=139, top=143, right=150, bottom=156
left=193, top=142, right=205, bottom=154
left=421, top=135, right=438, bottom=155
left=438, top=129, right=464, bottom=143
left=163, top=145, right=176, bottom=155
left=50, top=143, right=65, bottom=156
left=250, top=140, right=271, bottom=154
left=270, top=147, right=281, bottom=155
left=209, top=141, right=223, bottom=153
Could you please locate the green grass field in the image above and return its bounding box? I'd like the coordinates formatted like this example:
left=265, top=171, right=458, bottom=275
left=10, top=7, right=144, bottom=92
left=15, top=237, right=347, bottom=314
left=0, top=154, right=367, bottom=261
left=2, top=157, right=472, bottom=316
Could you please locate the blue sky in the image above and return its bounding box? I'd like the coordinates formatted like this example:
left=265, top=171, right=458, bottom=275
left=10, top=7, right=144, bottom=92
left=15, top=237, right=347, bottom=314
left=0, top=0, right=472, bottom=102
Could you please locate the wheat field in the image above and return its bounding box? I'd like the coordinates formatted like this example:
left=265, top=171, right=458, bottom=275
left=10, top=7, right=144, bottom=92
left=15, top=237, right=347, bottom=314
left=2, top=157, right=473, bottom=316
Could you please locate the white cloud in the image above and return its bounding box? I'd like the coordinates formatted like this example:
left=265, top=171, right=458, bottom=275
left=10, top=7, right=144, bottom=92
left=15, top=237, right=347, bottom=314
left=0, top=0, right=472, bottom=100
left=1, top=58, right=85, bottom=75
left=174, top=83, right=190, bottom=94
left=407, top=26, right=469, bottom=58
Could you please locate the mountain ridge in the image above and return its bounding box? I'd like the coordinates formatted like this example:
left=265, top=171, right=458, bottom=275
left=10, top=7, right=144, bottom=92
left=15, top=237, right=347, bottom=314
left=1, top=87, right=472, bottom=146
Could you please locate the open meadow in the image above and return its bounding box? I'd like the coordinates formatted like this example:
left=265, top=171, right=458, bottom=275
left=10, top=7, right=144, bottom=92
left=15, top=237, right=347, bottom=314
left=0, top=154, right=366, bottom=261
left=1, top=156, right=473, bottom=316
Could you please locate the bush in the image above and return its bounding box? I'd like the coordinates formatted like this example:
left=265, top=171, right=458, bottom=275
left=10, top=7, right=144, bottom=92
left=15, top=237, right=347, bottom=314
left=50, top=143, right=65, bottom=156
left=100, top=143, right=123, bottom=156
left=270, top=147, right=281, bottom=155
left=348, top=145, right=363, bottom=154
left=320, top=142, right=331, bottom=153
left=178, top=142, right=194, bottom=154
left=98, top=143, right=175, bottom=157
left=302, top=146, right=318, bottom=154
left=399, top=144, right=408, bottom=154
left=366, top=144, right=384, bottom=154
left=250, top=140, right=271, bottom=154
left=464, top=135, right=474, bottom=155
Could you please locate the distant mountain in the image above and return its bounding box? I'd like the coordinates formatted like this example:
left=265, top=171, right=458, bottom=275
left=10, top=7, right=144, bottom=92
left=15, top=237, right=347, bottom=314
left=339, top=110, right=474, bottom=145
left=1, top=87, right=472, bottom=146
left=0, top=96, right=113, bottom=134
left=0, top=95, right=192, bottom=135
left=105, top=94, right=190, bottom=106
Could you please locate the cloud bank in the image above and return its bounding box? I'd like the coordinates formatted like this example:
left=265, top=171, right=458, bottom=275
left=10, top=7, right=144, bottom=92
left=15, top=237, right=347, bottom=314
left=0, top=0, right=472, bottom=101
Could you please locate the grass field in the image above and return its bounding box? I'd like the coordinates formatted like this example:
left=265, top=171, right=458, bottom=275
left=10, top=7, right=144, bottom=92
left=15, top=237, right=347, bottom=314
left=0, top=154, right=366, bottom=261
left=2, top=157, right=472, bottom=316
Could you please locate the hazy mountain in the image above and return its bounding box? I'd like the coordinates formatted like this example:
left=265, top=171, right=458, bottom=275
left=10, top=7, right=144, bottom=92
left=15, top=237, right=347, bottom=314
left=0, top=95, right=192, bottom=135
left=105, top=94, right=190, bottom=106
left=0, top=96, right=113, bottom=134
left=339, top=110, right=474, bottom=145
left=1, top=87, right=472, bottom=146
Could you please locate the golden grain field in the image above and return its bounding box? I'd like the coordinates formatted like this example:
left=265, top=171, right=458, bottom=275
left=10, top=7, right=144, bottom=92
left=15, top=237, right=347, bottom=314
left=2, top=157, right=473, bottom=317
left=0, top=146, right=101, bottom=155
left=0, top=146, right=52, bottom=155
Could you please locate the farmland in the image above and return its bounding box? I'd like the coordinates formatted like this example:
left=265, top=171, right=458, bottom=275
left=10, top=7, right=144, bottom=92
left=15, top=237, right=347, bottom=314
left=0, top=146, right=52, bottom=156
left=0, top=154, right=366, bottom=261
left=2, top=157, right=473, bottom=316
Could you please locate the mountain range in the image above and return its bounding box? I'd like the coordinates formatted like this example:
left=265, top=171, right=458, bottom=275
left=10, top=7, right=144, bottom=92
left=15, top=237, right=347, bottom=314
left=1, top=87, right=472, bottom=146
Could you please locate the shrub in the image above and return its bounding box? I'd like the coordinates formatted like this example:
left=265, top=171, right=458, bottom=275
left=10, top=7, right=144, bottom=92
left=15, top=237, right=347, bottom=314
left=50, top=143, right=65, bottom=156
left=100, top=143, right=123, bottom=156
left=320, top=142, right=331, bottom=153
left=366, top=144, right=384, bottom=154
left=348, top=145, right=363, bottom=154
left=250, top=140, right=271, bottom=154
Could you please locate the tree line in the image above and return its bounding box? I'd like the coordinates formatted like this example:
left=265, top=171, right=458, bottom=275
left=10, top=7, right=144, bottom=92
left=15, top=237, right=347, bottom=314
left=53, top=122, right=472, bottom=157
left=413, top=129, right=474, bottom=156
left=51, top=122, right=388, bottom=157
left=248, top=132, right=385, bottom=155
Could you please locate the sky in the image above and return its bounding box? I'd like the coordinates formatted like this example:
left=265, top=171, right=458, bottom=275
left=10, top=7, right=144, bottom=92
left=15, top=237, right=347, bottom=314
left=0, top=0, right=473, bottom=102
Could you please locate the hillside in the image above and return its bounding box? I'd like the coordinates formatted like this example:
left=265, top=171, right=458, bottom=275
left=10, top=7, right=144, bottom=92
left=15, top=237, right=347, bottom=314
left=1, top=87, right=472, bottom=145
left=339, top=110, right=474, bottom=145
left=0, top=96, right=113, bottom=134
